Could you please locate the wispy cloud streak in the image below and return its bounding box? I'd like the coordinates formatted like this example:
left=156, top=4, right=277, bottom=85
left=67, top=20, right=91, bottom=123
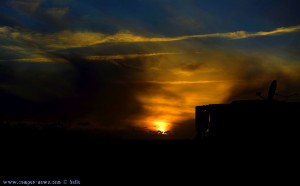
left=0, top=53, right=180, bottom=63
left=119, top=80, right=227, bottom=85
left=1, top=25, right=300, bottom=51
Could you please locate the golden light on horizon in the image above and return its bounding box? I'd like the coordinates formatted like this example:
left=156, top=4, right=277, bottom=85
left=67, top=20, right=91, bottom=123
left=152, top=120, right=170, bottom=135
left=135, top=115, right=174, bottom=135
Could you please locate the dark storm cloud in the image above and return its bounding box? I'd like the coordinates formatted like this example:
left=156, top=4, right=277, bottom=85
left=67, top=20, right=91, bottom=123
left=57, top=55, right=152, bottom=127
left=0, top=53, right=164, bottom=130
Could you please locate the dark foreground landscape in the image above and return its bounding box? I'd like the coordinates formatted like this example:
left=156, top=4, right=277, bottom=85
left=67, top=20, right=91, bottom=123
left=1, top=123, right=299, bottom=184
left=1, top=125, right=201, bottom=183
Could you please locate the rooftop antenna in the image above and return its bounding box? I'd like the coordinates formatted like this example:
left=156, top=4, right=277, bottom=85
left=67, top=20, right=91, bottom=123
left=258, top=79, right=298, bottom=102
left=268, top=80, right=277, bottom=101
left=256, top=80, right=277, bottom=100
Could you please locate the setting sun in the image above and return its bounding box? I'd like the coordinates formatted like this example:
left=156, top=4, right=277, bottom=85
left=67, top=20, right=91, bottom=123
left=153, top=120, right=170, bottom=134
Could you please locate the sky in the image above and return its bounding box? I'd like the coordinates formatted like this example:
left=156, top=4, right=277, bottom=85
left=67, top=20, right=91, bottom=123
left=1, top=0, right=300, bottom=139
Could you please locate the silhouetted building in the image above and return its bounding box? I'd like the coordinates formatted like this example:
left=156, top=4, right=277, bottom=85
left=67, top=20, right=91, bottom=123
left=195, top=80, right=300, bottom=144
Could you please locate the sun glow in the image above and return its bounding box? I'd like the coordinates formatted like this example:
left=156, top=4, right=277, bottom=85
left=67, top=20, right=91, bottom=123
left=153, top=120, right=170, bottom=135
